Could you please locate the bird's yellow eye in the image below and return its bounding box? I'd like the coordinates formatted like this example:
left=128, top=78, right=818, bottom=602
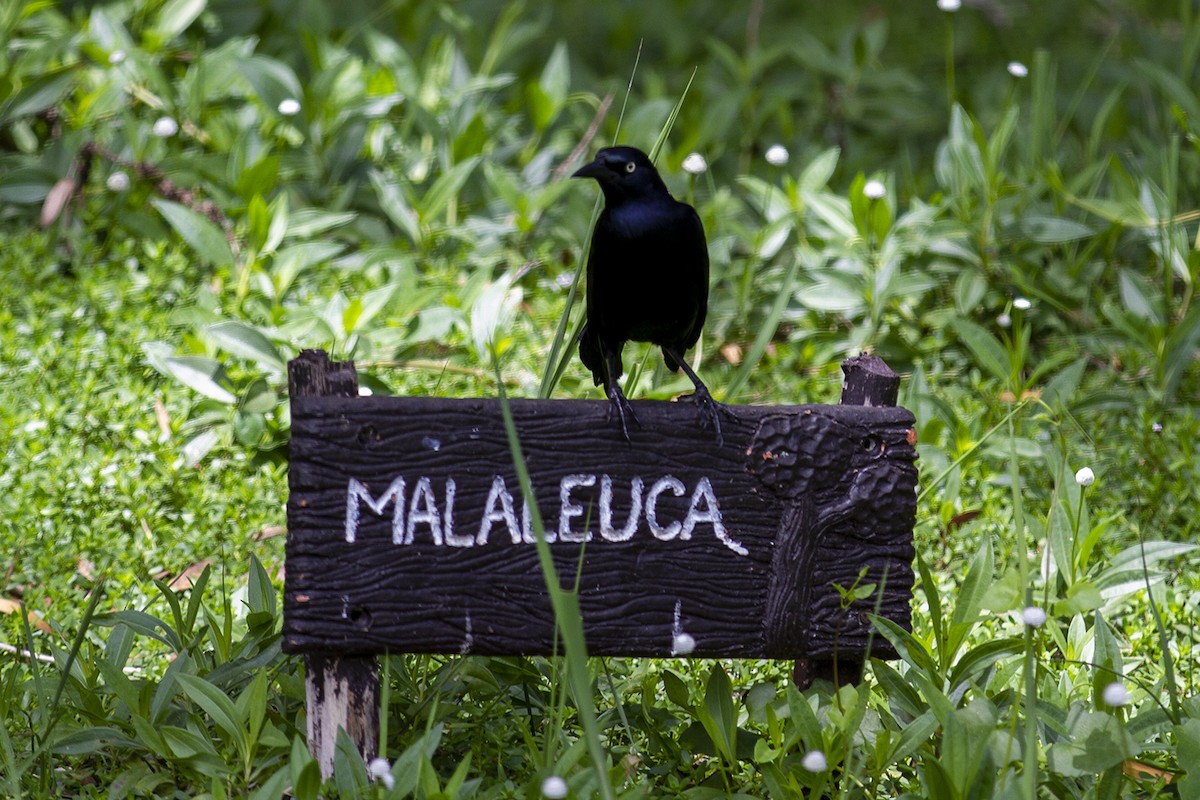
left=624, top=161, right=636, bottom=173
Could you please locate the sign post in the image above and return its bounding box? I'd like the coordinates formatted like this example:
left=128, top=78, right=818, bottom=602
left=285, top=349, right=917, bottom=774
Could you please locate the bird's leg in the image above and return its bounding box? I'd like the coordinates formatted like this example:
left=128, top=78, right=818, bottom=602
left=664, top=346, right=727, bottom=447
left=604, top=349, right=639, bottom=443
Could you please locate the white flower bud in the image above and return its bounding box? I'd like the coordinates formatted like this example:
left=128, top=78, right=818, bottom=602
left=1013, top=297, right=1031, bottom=310
left=1102, top=682, right=1129, bottom=707
left=541, top=775, right=568, bottom=798
left=106, top=171, right=130, bottom=192
left=863, top=179, right=886, bottom=200
left=682, top=152, right=708, bottom=175
left=938, top=0, right=961, bottom=11
left=1007, top=61, right=1028, bottom=78
left=1021, top=606, right=1046, bottom=627
left=277, top=98, right=301, bottom=116
left=765, top=144, right=789, bottom=166
left=152, top=116, right=179, bottom=137
left=801, top=750, right=828, bottom=772
left=1075, top=467, right=1095, bottom=487
left=367, top=758, right=394, bottom=789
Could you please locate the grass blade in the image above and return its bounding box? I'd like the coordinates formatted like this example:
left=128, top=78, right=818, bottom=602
left=495, top=353, right=614, bottom=799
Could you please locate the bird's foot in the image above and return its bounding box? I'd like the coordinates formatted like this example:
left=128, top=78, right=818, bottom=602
left=606, top=389, right=640, bottom=443
left=679, top=386, right=729, bottom=447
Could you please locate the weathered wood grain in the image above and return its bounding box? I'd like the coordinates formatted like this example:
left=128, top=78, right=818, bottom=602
left=285, top=366, right=917, bottom=661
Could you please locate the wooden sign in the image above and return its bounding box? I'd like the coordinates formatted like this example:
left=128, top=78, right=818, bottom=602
left=284, top=351, right=917, bottom=666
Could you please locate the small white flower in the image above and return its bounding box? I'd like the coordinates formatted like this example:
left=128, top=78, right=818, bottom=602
left=801, top=750, right=828, bottom=772
left=106, top=171, right=130, bottom=192
left=152, top=116, right=179, bottom=137
left=765, top=144, right=789, bottom=166
left=1007, top=61, right=1028, bottom=78
left=1013, top=297, right=1032, bottom=310
left=997, top=313, right=1012, bottom=328
left=682, top=152, right=708, bottom=175
left=672, top=632, right=696, bottom=655
left=937, top=0, right=961, bottom=11
left=1075, top=467, right=1095, bottom=487
left=367, top=757, right=395, bottom=790
left=1152, top=422, right=1163, bottom=434
left=108, top=50, right=126, bottom=65
left=541, top=775, right=569, bottom=799
left=1021, top=606, right=1046, bottom=627
left=1102, top=682, right=1130, bottom=707
left=277, top=97, right=301, bottom=116
left=863, top=179, right=886, bottom=200
left=358, top=386, right=373, bottom=397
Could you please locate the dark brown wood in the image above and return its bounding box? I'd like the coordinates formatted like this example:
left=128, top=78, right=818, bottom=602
left=791, top=352, right=910, bottom=688
left=839, top=353, right=901, bottom=407
left=285, top=353, right=917, bottom=665
left=289, top=349, right=379, bottom=778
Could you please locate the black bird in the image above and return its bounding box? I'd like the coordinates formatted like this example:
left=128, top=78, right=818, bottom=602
left=572, top=145, right=723, bottom=444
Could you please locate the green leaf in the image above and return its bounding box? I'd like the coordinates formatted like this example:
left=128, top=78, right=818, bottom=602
left=1091, top=611, right=1124, bottom=706
left=529, top=42, right=569, bottom=130
left=160, top=724, right=219, bottom=759
left=143, top=344, right=236, bottom=403
left=149, top=0, right=206, bottom=46
left=1018, top=214, right=1095, bottom=244
left=50, top=726, right=140, bottom=755
left=1046, top=709, right=1135, bottom=776
left=151, top=199, right=234, bottom=267
left=662, top=670, right=692, bottom=710
left=947, top=637, right=1024, bottom=691
left=1117, top=268, right=1159, bottom=323
left=205, top=321, right=285, bottom=374
left=176, top=673, right=247, bottom=757
left=420, top=156, right=481, bottom=224
left=240, top=378, right=277, bottom=415
left=0, top=71, right=74, bottom=125
left=951, top=318, right=1010, bottom=384
left=246, top=554, right=276, bottom=621
left=270, top=241, right=344, bottom=300
left=700, top=664, right=736, bottom=762
left=1042, top=357, right=1087, bottom=407
left=1164, top=302, right=1200, bottom=399
left=246, top=765, right=291, bottom=800
left=239, top=54, right=303, bottom=112
left=1174, top=719, right=1200, bottom=800
left=952, top=272, right=986, bottom=317
left=799, top=147, right=840, bottom=191
left=284, top=207, right=355, bottom=239
left=946, top=535, right=993, bottom=665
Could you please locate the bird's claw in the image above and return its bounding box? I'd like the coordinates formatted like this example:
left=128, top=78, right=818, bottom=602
left=606, top=389, right=640, bottom=443
left=680, top=387, right=727, bottom=447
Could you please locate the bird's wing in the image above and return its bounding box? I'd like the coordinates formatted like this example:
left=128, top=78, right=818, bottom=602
left=579, top=212, right=613, bottom=386
left=678, top=203, right=710, bottom=352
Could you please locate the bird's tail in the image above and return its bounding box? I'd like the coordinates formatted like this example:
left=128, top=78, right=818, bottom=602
left=578, top=323, right=606, bottom=386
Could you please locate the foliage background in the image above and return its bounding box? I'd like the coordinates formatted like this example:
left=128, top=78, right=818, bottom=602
left=1, top=0, right=1198, bottom=797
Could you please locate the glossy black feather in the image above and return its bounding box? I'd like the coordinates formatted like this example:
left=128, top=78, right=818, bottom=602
left=572, top=145, right=722, bottom=443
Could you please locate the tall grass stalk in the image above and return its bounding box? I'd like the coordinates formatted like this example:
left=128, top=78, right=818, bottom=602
left=495, top=353, right=615, bottom=800
left=538, top=44, right=643, bottom=399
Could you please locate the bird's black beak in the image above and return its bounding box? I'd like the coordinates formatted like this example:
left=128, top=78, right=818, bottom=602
left=571, top=157, right=606, bottom=180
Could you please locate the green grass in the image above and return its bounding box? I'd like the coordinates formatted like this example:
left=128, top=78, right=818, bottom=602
left=2, top=0, right=1200, bottom=796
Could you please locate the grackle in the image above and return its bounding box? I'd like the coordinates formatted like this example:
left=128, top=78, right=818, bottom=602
left=572, top=145, right=724, bottom=444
